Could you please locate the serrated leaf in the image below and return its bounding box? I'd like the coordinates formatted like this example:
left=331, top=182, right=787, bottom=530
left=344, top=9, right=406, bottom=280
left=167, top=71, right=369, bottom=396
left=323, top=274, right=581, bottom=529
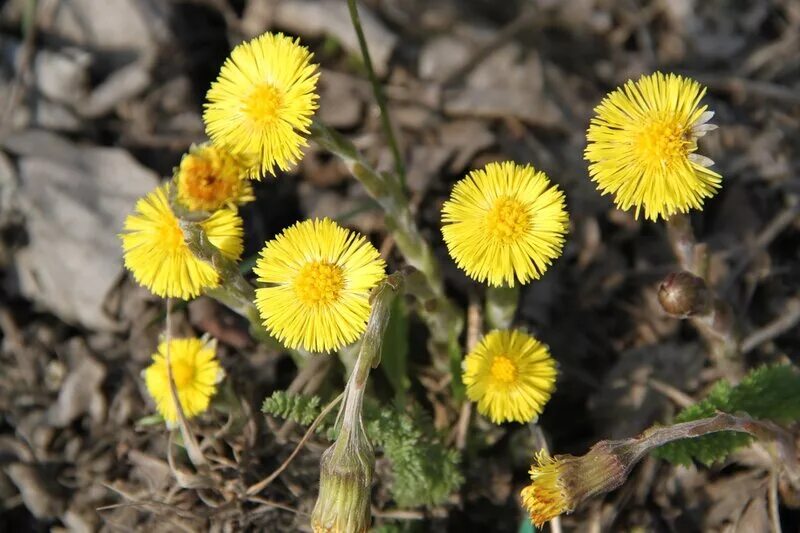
left=654, top=365, right=800, bottom=466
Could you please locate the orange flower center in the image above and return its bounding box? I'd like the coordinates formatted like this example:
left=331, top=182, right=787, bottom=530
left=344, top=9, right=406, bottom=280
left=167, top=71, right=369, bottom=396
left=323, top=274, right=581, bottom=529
left=634, top=116, right=692, bottom=166
left=295, top=261, right=345, bottom=307
left=180, top=155, right=235, bottom=209
left=244, top=83, right=283, bottom=126
left=486, top=196, right=529, bottom=244
left=490, top=355, right=518, bottom=384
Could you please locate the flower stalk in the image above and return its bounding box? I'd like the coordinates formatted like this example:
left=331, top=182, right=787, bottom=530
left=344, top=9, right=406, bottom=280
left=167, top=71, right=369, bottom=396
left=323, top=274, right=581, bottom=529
left=485, top=284, right=519, bottom=330
left=663, top=216, right=743, bottom=381
left=522, top=412, right=800, bottom=527
left=179, top=218, right=279, bottom=349
left=311, top=273, right=403, bottom=532
left=310, top=122, right=463, bottom=380
left=345, top=0, right=405, bottom=186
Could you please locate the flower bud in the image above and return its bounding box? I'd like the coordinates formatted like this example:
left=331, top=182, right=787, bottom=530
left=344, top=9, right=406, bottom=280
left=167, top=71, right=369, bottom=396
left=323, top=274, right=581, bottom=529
left=658, top=271, right=712, bottom=317
left=311, top=424, right=374, bottom=533
left=521, top=441, right=634, bottom=527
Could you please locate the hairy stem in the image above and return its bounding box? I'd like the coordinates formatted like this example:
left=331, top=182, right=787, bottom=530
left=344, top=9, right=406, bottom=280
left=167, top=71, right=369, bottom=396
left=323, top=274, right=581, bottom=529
left=179, top=220, right=280, bottom=349
left=485, top=285, right=519, bottom=331
left=663, top=215, right=743, bottom=380
left=310, top=122, right=464, bottom=388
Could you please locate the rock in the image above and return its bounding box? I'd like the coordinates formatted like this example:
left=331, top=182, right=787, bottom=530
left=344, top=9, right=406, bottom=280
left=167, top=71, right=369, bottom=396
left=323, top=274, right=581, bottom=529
left=3, top=130, right=158, bottom=331
left=271, top=0, right=397, bottom=76
left=5, top=463, right=67, bottom=520
left=318, top=70, right=365, bottom=129
left=443, top=44, right=563, bottom=127
left=419, top=36, right=472, bottom=82
left=438, top=119, right=495, bottom=172
left=46, top=338, right=107, bottom=427
left=39, top=0, right=171, bottom=69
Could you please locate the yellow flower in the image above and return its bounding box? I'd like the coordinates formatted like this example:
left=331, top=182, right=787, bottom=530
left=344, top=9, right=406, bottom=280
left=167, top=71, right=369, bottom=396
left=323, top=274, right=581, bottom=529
left=521, top=445, right=628, bottom=527
left=204, top=32, right=319, bottom=179
left=254, top=218, right=385, bottom=353
left=144, top=337, right=223, bottom=423
left=175, top=143, right=255, bottom=212
left=120, top=184, right=244, bottom=299
left=441, top=161, right=568, bottom=287
left=585, top=72, right=721, bottom=221
left=462, top=329, right=557, bottom=423
left=520, top=450, right=571, bottom=527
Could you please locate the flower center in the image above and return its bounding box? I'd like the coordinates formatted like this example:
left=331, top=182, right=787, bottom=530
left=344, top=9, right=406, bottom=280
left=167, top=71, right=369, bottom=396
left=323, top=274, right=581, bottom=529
left=169, top=359, right=194, bottom=389
left=490, top=355, right=518, bottom=384
left=486, top=196, right=529, bottom=244
left=244, top=83, right=283, bottom=126
left=294, top=261, right=345, bottom=307
left=158, top=216, right=186, bottom=251
left=634, top=117, right=692, bottom=166
left=182, top=157, right=233, bottom=204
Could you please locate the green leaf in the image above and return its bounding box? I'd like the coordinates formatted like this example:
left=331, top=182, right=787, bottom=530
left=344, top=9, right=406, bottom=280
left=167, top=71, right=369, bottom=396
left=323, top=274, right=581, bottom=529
left=380, top=297, right=410, bottom=406
left=654, top=365, right=800, bottom=466
left=367, top=405, right=463, bottom=507
left=261, top=391, right=322, bottom=425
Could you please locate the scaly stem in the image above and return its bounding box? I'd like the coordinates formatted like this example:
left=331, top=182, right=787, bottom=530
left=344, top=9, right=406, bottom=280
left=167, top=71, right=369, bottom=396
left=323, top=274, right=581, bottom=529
left=180, top=220, right=280, bottom=349
left=663, top=215, right=743, bottom=381
left=485, top=285, right=519, bottom=330
left=310, top=122, right=464, bottom=388
left=312, top=274, right=402, bottom=532
left=345, top=0, right=406, bottom=186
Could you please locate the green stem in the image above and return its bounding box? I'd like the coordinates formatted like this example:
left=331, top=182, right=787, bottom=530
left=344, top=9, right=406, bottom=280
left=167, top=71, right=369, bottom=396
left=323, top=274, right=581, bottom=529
left=310, top=121, right=464, bottom=386
left=345, top=0, right=406, bottom=186
left=180, top=220, right=281, bottom=349
left=485, top=285, right=519, bottom=331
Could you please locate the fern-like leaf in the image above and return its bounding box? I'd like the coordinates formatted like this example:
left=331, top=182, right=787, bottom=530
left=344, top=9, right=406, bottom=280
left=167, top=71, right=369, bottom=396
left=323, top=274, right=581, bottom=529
left=654, top=365, right=800, bottom=466
left=261, top=391, right=322, bottom=426
left=367, top=406, right=463, bottom=508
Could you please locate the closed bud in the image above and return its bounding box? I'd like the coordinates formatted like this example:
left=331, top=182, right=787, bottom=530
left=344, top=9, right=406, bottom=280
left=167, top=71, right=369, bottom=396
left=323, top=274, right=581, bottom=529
left=311, top=424, right=374, bottom=533
left=658, top=271, right=712, bottom=317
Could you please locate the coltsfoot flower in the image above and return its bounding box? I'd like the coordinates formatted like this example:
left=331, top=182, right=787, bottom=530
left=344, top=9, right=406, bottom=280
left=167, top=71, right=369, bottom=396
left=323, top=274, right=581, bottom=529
left=175, top=143, right=254, bottom=212
left=254, top=218, right=386, bottom=353
left=441, top=161, right=568, bottom=287
left=521, top=444, right=631, bottom=527
left=462, top=329, right=557, bottom=424
left=144, top=337, right=223, bottom=424
left=204, top=32, right=320, bottom=179
left=120, top=184, right=244, bottom=299
left=585, top=72, right=721, bottom=221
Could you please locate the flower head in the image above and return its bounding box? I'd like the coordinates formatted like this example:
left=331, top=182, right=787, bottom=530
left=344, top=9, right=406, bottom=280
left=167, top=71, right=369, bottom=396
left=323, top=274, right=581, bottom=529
left=144, top=337, right=223, bottom=423
left=204, top=32, right=319, bottom=179
left=441, top=161, right=568, bottom=287
left=585, top=72, right=721, bottom=221
left=521, top=444, right=629, bottom=527
left=462, top=329, right=557, bottom=423
left=254, top=218, right=386, bottom=353
left=175, top=143, right=255, bottom=212
left=120, top=184, right=244, bottom=299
